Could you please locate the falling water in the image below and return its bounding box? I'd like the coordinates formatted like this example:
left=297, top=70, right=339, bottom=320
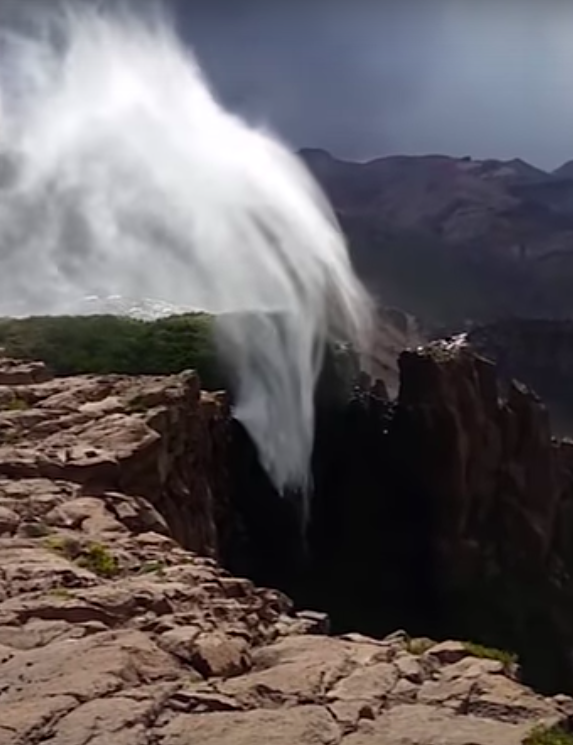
left=0, top=4, right=373, bottom=490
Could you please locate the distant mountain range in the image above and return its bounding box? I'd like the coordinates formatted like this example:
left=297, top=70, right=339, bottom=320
left=300, top=148, right=573, bottom=328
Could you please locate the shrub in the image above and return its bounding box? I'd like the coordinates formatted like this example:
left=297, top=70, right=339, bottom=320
left=0, top=313, right=224, bottom=389
left=4, top=396, right=29, bottom=411
left=77, top=543, right=120, bottom=578
left=0, top=313, right=356, bottom=404
left=43, top=535, right=81, bottom=559
left=406, top=637, right=436, bottom=656
left=48, top=587, right=75, bottom=599
left=524, top=725, right=573, bottom=745
left=463, top=641, right=518, bottom=667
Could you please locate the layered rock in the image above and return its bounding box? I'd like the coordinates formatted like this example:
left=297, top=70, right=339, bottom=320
left=305, top=340, right=573, bottom=695
left=394, top=342, right=573, bottom=689
left=0, top=358, right=230, bottom=557
left=2, top=355, right=572, bottom=743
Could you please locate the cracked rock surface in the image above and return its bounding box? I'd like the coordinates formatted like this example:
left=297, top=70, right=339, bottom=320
left=0, top=357, right=571, bottom=744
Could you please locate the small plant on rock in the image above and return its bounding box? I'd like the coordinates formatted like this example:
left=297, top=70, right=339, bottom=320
left=463, top=641, right=518, bottom=667
left=43, top=535, right=81, bottom=559
left=48, top=587, right=75, bottom=599
left=4, top=396, right=29, bottom=411
left=524, top=725, right=573, bottom=745
left=406, top=637, right=436, bottom=656
left=77, top=542, right=120, bottom=578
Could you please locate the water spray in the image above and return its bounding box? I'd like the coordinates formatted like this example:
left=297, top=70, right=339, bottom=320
left=0, top=5, right=373, bottom=491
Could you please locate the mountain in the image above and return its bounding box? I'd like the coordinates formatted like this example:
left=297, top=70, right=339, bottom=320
left=553, top=160, right=573, bottom=179
left=467, top=318, right=573, bottom=435
left=300, top=149, right=573, bottom=327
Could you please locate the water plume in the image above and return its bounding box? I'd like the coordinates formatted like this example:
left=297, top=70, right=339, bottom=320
left=0, top=4, right=373, bottom=490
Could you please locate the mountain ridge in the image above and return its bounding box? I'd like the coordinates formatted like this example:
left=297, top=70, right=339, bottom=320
left=299, top=148, right=573, bottom=326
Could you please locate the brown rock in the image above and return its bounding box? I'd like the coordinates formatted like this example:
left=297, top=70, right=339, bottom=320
left=191, top=632, right=251, bottom=678
left=342, top=703, right=543, bottom=745
left=0, top=505, right=19, bottom=536
left=0, top=368, right=230, bottom=557
left=328, top=662, right=398, bottom=704
left=0, top=355, right=570, bottom=745
left=394, top=653, right=426, bottom=683
left=423, top=641, right=469, bottom=667
left=159, top=625, right=202, bottom=664
left=156, top=705, right=340, bottom=745
left=0, top=358, right=52, bottom=386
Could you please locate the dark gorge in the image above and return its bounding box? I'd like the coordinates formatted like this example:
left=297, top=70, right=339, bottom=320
left=225, top=341, right=573, bottom=697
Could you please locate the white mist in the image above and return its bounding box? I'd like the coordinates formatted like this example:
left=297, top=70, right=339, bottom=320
left=0, top=6, right=372, bottom=490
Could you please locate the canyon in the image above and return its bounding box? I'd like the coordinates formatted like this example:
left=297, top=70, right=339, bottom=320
left=2, top=339, right=573, bottom=743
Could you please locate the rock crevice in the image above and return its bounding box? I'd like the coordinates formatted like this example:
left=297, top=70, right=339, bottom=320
left=1, top=353, right=573, bottom=743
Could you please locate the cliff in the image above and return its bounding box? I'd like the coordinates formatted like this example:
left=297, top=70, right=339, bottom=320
left=305, top=339, right=573, bottom=695
left=2, top=354, right=573, bottom=743
left=299, top=149, right=573, bottom=325
left=467, top=318, right=573, bottom=435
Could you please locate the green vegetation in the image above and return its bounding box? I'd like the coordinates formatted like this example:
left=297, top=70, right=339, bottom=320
left=462, top=641, right=518, bottom=667
left=3, top=396, right=29, bottom=411
left=77, top=543, right=120, bottom=578
left=524, top=725, right=573, bottom=745
left=0, top=313, right=224, bottom=389
left=406, top=637, right=436, bottom=656
left=43, top=535, right=80, bottom=559
left=48, top=587, right=75, bottom=599
left=0, top=313, right=359, bottom=406
left=44, top=536, right=120, bottom=578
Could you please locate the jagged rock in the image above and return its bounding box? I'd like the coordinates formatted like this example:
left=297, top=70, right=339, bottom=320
left=0, top=369, right=230, bottom=558
left=0, top=357, right=52, bottom=386
left=0, top=505, right=19, bottom=536
left=0, top=356, right=572, bottom=744
left=424, top=641, right=469, bottom=666
left=309, top=338, right=573, bottom=695
left=393, top=342, right=573, bottom=690
left=190, top=631, right=251, bottom=678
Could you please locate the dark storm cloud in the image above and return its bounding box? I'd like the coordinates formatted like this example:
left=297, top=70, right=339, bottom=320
left=173, top=0, right=573, bottom=170
left=1, top=0, right=572, bottom=169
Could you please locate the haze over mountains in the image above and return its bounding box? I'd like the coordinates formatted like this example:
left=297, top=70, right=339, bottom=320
left=301, top=148, right=573, bottom=329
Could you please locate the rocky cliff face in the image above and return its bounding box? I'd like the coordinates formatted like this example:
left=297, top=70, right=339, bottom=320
left=0, top=358, right=231, bottom=559
left=467, top=319, right=573, bottom=435
left=5, top=356, right=573, bottom=744
left=300, top=339, right=573, bottom=696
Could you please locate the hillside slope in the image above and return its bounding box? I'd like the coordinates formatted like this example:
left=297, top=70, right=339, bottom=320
left=300, top=149, right=573, bottom=325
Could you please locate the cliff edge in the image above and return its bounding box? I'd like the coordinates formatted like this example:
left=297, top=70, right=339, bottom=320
left=0, top=357, right=572, bottom=744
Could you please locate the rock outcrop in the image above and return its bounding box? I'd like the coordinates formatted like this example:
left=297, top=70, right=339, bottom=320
left=467, top=318, right=573, bottom=435
left=305, top=339, right=573, bottom=695
left=0, top=358, right=230, bottom=558
left=393, top=342, right=573, bottom=691
left=2, top=355, right=573, bottom=743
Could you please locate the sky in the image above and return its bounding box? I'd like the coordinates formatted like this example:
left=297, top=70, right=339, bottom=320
left=1, top=0, right=573, bottom=171
left=172, top=0, right=573, bottom=171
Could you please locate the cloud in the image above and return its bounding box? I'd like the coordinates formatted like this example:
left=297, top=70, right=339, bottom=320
left=1, top=0, right=571, bottom=169
left=174, top=0, right=573, bottom=170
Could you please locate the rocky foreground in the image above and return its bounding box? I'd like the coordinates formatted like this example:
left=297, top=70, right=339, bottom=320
left=0, top=357, right=572, bottom=744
